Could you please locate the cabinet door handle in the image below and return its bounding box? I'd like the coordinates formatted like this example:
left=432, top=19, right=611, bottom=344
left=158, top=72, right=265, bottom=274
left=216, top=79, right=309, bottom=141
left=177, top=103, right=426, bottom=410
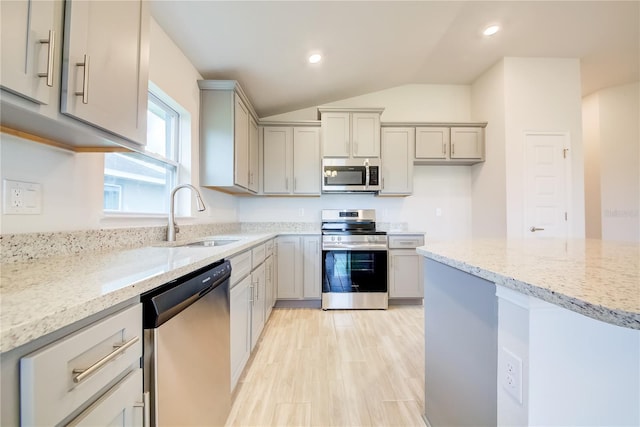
left=294, top=177, right=297, bottom=192
left=75, top=54, right=90, bottom=104
left=249, top=284, right=254, bottom=303
left=72, top=335, right=139, bottom=384
left=442, top=142, right=446, bottom=155
left=382, top=177, right=385, bottom=190
left=38, top=30, right=55, bottom=87
left=529, top=226, right=545, bottom=232
left=451, top=143, right=455, bottom=156
left=285, top=177, right=289, bottom=191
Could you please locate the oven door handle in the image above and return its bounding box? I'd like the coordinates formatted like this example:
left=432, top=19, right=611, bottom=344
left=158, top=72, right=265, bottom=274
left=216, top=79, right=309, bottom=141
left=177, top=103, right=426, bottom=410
left=322, top=243, right=388, bottom=251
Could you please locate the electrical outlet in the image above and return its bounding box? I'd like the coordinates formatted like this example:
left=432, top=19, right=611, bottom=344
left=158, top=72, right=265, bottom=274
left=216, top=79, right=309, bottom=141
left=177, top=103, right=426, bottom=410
left=435, top=208, right=442, bottom=217
left=3, top=179, right=42, bottom=214
left=501, top=347, right=523, bottom=404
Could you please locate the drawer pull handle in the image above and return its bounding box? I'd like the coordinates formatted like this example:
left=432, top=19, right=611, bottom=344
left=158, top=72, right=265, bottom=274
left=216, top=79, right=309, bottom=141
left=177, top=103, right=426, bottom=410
left=38, top=30, right=55, bottom=87
left=72, top=336, right=139, bottom=384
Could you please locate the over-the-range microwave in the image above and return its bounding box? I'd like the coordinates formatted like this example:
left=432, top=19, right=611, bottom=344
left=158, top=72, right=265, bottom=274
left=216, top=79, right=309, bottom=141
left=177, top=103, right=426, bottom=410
left=322, top=158, right=381, bottom=193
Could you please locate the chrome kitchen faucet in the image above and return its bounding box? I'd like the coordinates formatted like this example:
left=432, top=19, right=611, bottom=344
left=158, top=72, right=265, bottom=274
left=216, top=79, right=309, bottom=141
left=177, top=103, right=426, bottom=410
left=167, top=184, right=206, bottom=242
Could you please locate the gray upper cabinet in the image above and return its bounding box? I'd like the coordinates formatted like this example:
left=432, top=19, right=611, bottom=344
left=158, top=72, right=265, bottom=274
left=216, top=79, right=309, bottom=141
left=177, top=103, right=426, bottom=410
left=414, top=124, right=486, bottom=165
left=380, top=127, right=414, bottom=196
left=319, top=108, right=383, bottom=159
left=1, top=0, right=60, bottom=105
left=61, top=0, right=149, bottom=146
left=199, top=80, right=260, bottom=194
left=262, top=126, right=320, bottom=196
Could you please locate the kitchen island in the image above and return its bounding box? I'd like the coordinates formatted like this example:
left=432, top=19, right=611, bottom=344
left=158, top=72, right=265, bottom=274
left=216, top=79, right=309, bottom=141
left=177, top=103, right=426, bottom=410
left=417, top=239, right=639, bottom=427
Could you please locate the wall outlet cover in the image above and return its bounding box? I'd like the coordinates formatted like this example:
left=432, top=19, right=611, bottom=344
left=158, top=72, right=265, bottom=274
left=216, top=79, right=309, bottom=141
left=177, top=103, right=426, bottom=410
left=501, top=347, right=523, bottom=404
left=3, top=179, right=42, bottom=215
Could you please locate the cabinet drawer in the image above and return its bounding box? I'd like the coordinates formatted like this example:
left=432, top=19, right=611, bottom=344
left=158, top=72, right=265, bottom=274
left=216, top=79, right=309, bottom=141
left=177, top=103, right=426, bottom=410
left=230, top=250, right=252, bottom=286
left=67, top=369, right=143, bottom=426
left=252, top=243, right=266, bottom=268
left=20, top=304, right=142, bottom=426
left=388, top=235, right=425, bottom=249
left=265, top=239, right=274, bottom=257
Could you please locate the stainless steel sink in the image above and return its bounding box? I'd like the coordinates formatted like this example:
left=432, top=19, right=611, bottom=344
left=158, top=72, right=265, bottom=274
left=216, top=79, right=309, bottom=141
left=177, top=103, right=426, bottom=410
left=178, top=239, right=240, bottom=248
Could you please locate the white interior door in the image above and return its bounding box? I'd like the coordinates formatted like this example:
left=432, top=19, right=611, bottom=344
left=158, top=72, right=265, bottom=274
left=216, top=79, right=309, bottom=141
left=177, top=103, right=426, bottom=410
left=524, top=132, right=570, bottom=238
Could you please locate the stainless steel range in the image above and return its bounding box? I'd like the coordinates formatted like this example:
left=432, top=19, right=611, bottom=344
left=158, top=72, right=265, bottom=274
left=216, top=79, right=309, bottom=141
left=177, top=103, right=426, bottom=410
left=321, top=209, right=388, bottom=310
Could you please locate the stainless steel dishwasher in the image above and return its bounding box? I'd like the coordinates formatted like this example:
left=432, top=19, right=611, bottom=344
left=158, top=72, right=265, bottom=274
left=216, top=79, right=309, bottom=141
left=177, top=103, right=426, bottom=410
left=141, top=259, right=231, bottom=426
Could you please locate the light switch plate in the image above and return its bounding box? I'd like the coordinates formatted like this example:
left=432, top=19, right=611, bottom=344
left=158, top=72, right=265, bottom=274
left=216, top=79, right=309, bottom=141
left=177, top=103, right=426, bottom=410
left=3, top=179, right=42, bottom=214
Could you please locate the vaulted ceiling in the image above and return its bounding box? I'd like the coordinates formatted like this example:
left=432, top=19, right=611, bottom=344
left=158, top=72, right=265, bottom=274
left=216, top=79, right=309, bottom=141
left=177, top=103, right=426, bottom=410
left=151, top=1, right=639, bottom=118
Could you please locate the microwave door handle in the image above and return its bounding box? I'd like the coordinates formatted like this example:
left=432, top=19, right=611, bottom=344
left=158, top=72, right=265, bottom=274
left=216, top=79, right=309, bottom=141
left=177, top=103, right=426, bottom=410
left=364, top=159, right=370, bottom=189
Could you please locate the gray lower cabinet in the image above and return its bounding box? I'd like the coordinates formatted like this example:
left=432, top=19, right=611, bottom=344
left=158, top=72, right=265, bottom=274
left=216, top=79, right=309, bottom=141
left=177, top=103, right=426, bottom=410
left=19, top=304, right=143, bottom=426
left=388, top=234, right=425, bottom=299
left=276, top=235, right=321, bottom=300
left=229, top=240, right=276, bottom=392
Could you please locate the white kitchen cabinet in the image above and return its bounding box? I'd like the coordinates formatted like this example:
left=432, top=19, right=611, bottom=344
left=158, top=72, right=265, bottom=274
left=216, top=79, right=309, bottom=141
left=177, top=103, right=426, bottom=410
left=319, top=108, right=383, bottom=159
left=1, top=0, right=60, bottom=105
left=263, top=126, right=320, bottom=195
left=230, top=275, right=251, bottom=391
left=380, top=127, right=415, bottom=195
left=388, top=234, right=425, bottom=299
left=61, top=0, right=149, bottom=145
left=248, top=116, right=260, bottom=192
left=276, top=236, right=303, bottom=299
left=199, top=80, right=259, bottom=194
left=20, top=304, right=143, bottom=426
left=250, top=262, right=266, bottom=351
left=415, top=125, right=485, bottom=165
left=265, top=253, right=275, bottom=320
left=302, top=236, right=322, bottom=298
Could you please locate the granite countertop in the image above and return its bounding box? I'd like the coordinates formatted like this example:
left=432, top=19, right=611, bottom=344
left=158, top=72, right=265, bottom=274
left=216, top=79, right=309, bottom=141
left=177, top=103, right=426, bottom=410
left=417, top=238, right=640, bottom=330
left=0, top=233, right=276, bottom=353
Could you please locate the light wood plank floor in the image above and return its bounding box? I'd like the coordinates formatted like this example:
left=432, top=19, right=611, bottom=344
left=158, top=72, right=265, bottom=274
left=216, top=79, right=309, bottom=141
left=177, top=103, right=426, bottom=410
left=225, top=306, right=425, bottom=427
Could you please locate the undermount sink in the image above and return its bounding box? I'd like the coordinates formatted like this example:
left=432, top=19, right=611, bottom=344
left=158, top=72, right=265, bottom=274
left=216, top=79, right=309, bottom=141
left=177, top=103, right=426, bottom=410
left=178, top=239, right=240, bottom=248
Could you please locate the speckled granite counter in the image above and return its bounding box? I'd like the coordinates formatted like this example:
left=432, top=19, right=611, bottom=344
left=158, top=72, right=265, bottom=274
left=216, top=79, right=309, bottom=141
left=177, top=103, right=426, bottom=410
left=0, top=233, right=279, bottom=353
left=417, top=238, right=640, bottom=329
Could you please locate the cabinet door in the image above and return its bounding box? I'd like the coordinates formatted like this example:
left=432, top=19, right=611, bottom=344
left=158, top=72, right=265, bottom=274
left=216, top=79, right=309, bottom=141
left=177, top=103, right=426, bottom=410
left=450, top=127, right=484, bottom=159
left=265, top=255, right=274, bottom=320
left=66, top=369, right=143, bottom=427
left=230, top=275, right=251, bottom=391
left=381, top=127, right=414, bottom=195
left=389, top=251, right=424, bottom=298
left=351, top=112, right=380, bottom=158
left=248, top=116, right=259, bottom=193
left=415, top=127, right=449, bottom=159
left=302, top=236, right=321, bottom=298
left=61, top=0, right=148, bottom=145
left=234, top=94, right=250, bottom=189
left=250, top=262, right=266, bottom=350
left=263, top=127, right=292, bottom=194
left=321, top=112, right=350, bottom=157
left=1, top=0, right=59, bottom=105
left=293, top=127, right=321, bottom=195
left=276, top=236, right=302, bottom=299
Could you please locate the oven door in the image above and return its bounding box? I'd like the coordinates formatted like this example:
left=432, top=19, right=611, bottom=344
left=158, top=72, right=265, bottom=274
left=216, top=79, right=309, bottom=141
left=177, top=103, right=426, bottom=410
left=322, top=249, right=388, bottom=293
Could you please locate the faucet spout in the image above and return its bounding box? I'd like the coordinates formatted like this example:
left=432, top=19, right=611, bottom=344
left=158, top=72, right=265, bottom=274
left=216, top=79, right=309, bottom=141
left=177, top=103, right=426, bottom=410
left=167, top=184, right=206, bottom=242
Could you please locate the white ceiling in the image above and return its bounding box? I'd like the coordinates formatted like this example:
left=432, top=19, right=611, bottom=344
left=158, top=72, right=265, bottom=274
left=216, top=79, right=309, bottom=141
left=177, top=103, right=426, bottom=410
left=151, top=1, right=639, bottom=118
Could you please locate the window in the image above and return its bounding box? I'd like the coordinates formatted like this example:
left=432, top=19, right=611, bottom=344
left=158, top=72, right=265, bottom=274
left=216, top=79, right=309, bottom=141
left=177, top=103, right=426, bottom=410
left=104, top=93, right=179, bottom=214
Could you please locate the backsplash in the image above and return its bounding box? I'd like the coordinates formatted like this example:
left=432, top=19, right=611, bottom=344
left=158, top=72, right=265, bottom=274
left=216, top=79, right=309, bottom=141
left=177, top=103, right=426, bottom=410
left=240, top=222, right=319, bottom=233
left=0, top=222, right=241, bottom=263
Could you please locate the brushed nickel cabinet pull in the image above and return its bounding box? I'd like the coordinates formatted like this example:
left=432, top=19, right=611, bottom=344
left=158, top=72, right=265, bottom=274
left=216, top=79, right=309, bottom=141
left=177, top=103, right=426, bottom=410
left=529, top=227, right=545, bottom=232
left=451, top=143, right=455, bottom=156
left=38, top=30, right=55, bottom=87
left=75, top=54, right=90, bottom=104
left=72, top=336, right=139, bottom=384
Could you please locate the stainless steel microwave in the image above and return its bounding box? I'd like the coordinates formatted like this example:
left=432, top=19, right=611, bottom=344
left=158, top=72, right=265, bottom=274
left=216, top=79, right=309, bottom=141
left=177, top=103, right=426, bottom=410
left=322, top=158, right=381, bottom=193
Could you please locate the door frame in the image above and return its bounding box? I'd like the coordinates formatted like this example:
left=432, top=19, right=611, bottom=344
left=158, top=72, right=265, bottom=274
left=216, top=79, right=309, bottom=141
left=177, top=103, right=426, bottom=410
left=522, top=131, right=572, bottom=238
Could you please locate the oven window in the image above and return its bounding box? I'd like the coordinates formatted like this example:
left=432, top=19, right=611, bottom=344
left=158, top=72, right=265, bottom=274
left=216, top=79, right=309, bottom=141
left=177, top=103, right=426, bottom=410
left=322, top=250, right=388, bottom=293
left=325, top=168, right=365, bottom=185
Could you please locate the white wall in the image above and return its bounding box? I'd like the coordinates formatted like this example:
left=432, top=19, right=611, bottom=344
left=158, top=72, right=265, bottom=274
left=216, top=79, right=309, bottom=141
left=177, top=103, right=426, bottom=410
left=242, top=84, right=474, bottom=238
left=583, top=82, right=640, bottom=242
left=470, top=60, right=507, bottom=238
left=503, top=58, right=585, bottom=238
left=0, top=17, right=237, bottom=234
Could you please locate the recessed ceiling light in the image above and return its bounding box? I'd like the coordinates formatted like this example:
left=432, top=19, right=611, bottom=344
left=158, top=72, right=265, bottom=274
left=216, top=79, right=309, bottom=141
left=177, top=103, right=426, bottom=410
left=483, top=25, right=500, bottom=36
left=308, top=54, right=322, bottom=64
